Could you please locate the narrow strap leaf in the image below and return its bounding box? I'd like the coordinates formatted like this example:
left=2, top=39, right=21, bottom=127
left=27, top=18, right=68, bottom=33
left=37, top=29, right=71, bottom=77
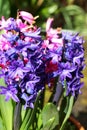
left=60, top=95, right=74, bottom=130
left=0, top=95, right=13, bottom=130
left=23, top=90, right=42, bottom=130
left=20, top=108, right=32, bottom=130
left=13, top=102, right=22, bottom=130
left=0, top=116, right=6, bottom=130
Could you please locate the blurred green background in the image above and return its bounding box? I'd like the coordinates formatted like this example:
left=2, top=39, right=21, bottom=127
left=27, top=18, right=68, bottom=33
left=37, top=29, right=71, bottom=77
left=0, top=0, right=87, bottom=129
left=0, top=0, right=87, bottom=35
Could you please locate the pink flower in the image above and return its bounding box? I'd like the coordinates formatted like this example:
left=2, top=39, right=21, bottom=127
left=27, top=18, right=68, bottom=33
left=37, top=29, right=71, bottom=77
left=46, top=18, right=54, bottom=32
left=0, top=16, right=6, bottom=30
left=0, top=35, right=11, bottom=50
left=46, top=18, right=58, bottom=38
left=16, top=18, right=27, bottom=31
left=18, top=11, right=37, bottom=25
left=44, top=18, right=63, bottom=50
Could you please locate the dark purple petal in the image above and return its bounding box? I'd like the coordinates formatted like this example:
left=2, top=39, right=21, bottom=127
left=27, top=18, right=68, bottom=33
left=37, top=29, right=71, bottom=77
left=24, top=28, right=42, bottom=41
left=67, top=78, right=84, bottom=97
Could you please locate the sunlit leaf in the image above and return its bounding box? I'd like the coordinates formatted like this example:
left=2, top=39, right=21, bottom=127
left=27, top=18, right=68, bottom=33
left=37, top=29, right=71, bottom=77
left=0, top=116, right=6, bottom=130
left=41, top=103, right=59, bottom=130
left=0, top=0, right=10, bottom=18
left=65, top=5, right=85, bottom=16
left=0, top=96, right=13, bottom=130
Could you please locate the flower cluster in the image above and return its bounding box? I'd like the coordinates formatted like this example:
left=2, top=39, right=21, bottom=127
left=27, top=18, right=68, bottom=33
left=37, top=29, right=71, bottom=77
left=0, top=11, right=45, bottom=108
left=61, top=31, right=85, bottom=96
left=0, top=11, right=85, bottom=108
left=43, top=18, right=85, bottom=97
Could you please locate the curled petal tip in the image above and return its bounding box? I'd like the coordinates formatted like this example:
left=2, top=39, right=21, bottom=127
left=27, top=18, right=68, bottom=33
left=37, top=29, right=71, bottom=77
left=46, top=18, right=54, bottom=32
left=18, top=11, right=35, bottom=24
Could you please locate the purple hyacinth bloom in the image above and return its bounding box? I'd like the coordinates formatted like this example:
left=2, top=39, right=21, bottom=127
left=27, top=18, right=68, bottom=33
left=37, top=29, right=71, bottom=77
left=0, top=12, right=46, bottom=108
left=57, top=62, right=76, bottom=81
left=62, top=31, right=84, bottom=62
left=21, top=93, right=36, bottom=109
left=19, top=73, right=40, bottom=93
left=0, top=11, right=85, bottom=108
left=0, top=85, right=19, bottom=102
left=24, top=28, right=42, bottom=41
left=67, top=77, right=84, bottom=96
left=0, top=17, right=19, bottom=31
left=3, top=33, right=19, bottom=45
left=7, top=60, right=30, bottom=79
left=73, top=53, right=84, bottom=65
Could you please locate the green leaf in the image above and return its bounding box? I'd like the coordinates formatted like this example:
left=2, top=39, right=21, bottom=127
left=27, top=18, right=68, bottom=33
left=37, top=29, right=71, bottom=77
left=41, top=103, right=59, bottom=130
left=41, top=117, right=55, bottom=130
left=65, top=5, right=85, bottom=16
left=41, top=4, right=57, bottom=17
left=0, top=96, right=13, bottom=130
left=20, top=90, right=42, bottom=130
left=31, top=0, right=37, bottom=5
left=13, top=102, right=22, bottom=130
left=0, top=78, right=5, bottom=86
left=62, top=10, right=73, bottom=29
left=21, top=106, right=26, bottom=121
left=0, top=116, right=6, bottom=130
left=37, top=113, right=42, bottom=130
left=0, top=0, right=10, bottom=18
left=60, top=96, right=74, bottom=130
left=48, top=5, right=57, bottom=14
left=20, top=108, right=32, bottom=130
left=0, top=78, right=13, bottom=130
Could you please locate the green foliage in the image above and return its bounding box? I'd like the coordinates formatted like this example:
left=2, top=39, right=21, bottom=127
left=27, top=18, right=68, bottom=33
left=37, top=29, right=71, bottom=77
left=0, top=79, right=76, bottom=130
left=0, top=0, right=87, bottom=34
left=59, top=96, right=74, bottom=130
left=20, top=90, right=42, bottom=130
left=60, top=5, right=85, bottom=29
left=41, top=103, right=59, bottom=130
left=0, top=0, right=10, bottom=18
left=0, top=96, right=13, bottom=130
left=0, top=79, right=13, bottom=130
left=0, top=116, right=6, bottom=130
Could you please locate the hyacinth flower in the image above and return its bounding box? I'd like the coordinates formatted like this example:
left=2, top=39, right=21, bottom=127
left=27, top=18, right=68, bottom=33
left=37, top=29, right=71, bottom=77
left=0, top=11, right=46, bottom=109
left=61, top=31, right=85, bottom=97
left=0, top=11, right=47, bottom=130
left=0, top=11, right=85, bottom=130
left=42, top=18, right=85, bottom=127
left=43, top=18, right=85, bottom=95
left=42, top=18, right=64, bottom=87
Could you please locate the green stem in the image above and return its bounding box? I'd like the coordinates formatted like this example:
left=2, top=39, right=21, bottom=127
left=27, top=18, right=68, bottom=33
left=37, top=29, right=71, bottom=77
left=13, top=102, right=22, bottom=130
left=24, top=90, right=42, bottom=130
left=60, top=96, right=74, bottom=130
left=20, top=108, right=32, bottom=130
